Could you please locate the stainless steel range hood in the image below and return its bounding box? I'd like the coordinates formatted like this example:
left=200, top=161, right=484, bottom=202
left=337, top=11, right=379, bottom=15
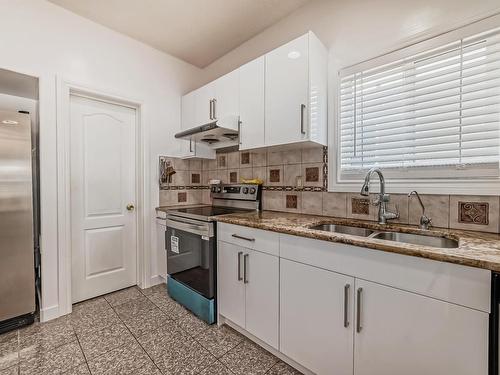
left=175, top=115, right=240, bottom=150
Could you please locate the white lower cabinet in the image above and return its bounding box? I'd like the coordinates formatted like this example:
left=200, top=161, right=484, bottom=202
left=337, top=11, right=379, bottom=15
left=218, top=241, right=246, bottom=328
left=280, top=258, right=355, bottom=375
left=217, top=224, right=490, bottom=374
left=353, top=279, right=489, bottom=375
left=218, top=240, right=279, bottom=349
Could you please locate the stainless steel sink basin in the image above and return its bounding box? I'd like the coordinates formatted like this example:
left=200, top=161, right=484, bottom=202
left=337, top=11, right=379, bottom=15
left=371, top=231, right=459, bottom=248
left=309, top=224, right=375, bottom=237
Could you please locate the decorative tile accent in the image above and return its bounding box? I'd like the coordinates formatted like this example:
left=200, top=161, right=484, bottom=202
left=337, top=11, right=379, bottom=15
left=269, top=169, right=280, bottom=183
left=241, top=152, right=250, bottom=165
left=191, top=173, right=201, bottom=184
left=305, top=167, right=319, bottom=182
left=351, top=197, right=370, bottom=215
left=229, top=172, right=238, bottom=183
left=286, top=195, right=298, bottom=209
left=459, top=202, right=489, bottom=225
left=177, top=192, right=187, bottom=203
left=217, top=155, right=227, bottom=168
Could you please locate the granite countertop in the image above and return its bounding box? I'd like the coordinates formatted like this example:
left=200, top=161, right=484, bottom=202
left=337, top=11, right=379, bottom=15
left=214, top=210, right=500, bottom=272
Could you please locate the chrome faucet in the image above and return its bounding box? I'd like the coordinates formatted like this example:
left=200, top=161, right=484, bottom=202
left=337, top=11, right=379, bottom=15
left=360, top=168, right=399, bottom=224
left=408, top=191, right=432, bottom=230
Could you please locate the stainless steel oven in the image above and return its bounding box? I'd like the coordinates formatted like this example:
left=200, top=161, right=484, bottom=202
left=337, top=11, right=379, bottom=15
left=164, top=183, right=262, bottom=325
left=166, top=216, right=215, bottom=299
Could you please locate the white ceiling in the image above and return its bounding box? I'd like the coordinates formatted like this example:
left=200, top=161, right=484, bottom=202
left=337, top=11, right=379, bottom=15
left=48, top=0, right=312, bottom=68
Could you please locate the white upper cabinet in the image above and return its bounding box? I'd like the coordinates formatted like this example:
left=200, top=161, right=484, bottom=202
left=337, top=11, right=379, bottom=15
left=179, top=31, right=327, bottom=155
left=239, top=56, right=265, bottom=150
left=194, top=82, right=215, bottom=126
left=214, top=69, right=239, bottom=122
left=181, top=91, right=195, bottom=130
left=265, top=31, right=327, bottom=147
left=181, top=90, right=215, bottom=159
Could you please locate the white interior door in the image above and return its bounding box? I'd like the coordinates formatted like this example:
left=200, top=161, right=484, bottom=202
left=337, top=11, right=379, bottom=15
left=70, top=95, right=137, bottom=303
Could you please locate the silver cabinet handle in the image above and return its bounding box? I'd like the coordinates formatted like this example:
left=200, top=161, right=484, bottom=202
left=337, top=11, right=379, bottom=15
left=189, top=139, right=193, bottom=153
left=300, top=104, right=306, bottom=135
left=356, top=287, right=363, bottom=333
left=232, top=234, right=255, bottom=242
left=344, top=284, right=350, bottom=328
left=238, top=121, right=242, bottom=145
left=213, top=98, right=217, bottom=119
left=209, top=99, right=213, bottom=120
left=237, top=251, right=243, bottom=281
left=243, top=254, right=249, bottom=284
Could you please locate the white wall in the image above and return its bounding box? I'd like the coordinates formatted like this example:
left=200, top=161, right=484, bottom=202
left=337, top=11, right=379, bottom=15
left=0, top=0, right=203, bottom=321
left=200, top=0, right=500, bottom=82
left=197, top=0, right=500, bottom=193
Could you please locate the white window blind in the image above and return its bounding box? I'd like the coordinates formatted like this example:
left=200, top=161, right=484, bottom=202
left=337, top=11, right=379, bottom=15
left=339, top=27, right=500, bottom=178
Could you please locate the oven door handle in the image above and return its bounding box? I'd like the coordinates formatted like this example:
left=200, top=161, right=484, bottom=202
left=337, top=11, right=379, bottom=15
left=166, top=217, right=213, bottom=237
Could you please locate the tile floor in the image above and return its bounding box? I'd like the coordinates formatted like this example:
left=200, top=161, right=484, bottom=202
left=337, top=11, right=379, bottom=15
left=0, top=285, right=302, bottom=375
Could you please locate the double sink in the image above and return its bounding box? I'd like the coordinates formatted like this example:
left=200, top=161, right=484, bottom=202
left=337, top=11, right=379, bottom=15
left=309, top=224, right=459, bottom=249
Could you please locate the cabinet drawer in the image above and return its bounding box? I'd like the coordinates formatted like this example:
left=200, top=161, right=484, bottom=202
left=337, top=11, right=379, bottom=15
left=280, top=233, right=491, bottom=313
left=217, top=223, right=279, bottom=256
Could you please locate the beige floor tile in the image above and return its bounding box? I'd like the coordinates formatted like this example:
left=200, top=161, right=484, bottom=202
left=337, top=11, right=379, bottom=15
left=220, top=340, right=278, bottom=375
left=19, top=340, right=85, bottom=375
left=19, top=317, right=75, bottom=359
left=0, top=332, right=18, bottom=371
left=77, top=323, right=135, bottom=360
left=176, top=312, right=210, bottom=337
left=87, top=342, right=152, bottom=375
left=104, top=287, right=144, bottom=307
left=196, top=325, right=243, bottom=359
left=199, top=360, right=234, bottom=375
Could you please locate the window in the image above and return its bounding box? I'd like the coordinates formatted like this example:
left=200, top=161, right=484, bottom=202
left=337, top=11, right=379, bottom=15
left=336, top=23, right=500, bottom=192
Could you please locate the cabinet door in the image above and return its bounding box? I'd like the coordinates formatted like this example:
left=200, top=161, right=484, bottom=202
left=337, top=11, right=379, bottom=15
left=354, top=279, right=489, bottom=375
left=245, top=249, right=279, bottom=349
left=239, top=56, right=265, bottom=150
left=280, top=259, right=354, bottom=375
left=181, top=91, right=195, bottom=130
left=214, top=69, right=239, bottom=121
left=218, top=241, right=245, bottom=328
left=195, top=82, right=215, bottom=125
left=265, top=33, right=308, bottom=146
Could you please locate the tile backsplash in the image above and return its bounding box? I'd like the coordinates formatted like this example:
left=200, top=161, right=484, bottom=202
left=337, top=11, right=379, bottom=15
left=159, top=146, right=500, bottom=234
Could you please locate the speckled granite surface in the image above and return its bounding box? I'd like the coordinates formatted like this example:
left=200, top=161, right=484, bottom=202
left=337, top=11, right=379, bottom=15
left=0, top=285, right=300, bottom=375
left=214, top=210, right=500, bottom=272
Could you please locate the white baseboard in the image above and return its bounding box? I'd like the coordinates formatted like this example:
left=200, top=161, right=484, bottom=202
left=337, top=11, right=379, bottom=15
left=148, top=275, right=166, bottom=288
left=40, top=304, right=61, bottom=322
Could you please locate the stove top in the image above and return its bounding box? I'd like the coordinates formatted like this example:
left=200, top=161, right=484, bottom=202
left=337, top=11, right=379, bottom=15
left=166, top=205, right=252, bottom=221
left=165, top=184, right=262, bottom=221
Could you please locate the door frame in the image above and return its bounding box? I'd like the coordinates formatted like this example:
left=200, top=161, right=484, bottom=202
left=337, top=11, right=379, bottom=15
left=56, top=77, right=150, bottom=315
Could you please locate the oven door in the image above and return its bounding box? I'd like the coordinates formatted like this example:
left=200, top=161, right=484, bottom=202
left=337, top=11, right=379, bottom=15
left=166, top=216, right=215, bottom=299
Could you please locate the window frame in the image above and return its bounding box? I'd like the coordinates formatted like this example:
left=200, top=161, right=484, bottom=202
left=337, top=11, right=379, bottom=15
left=329, top=14, right=500, bottom=195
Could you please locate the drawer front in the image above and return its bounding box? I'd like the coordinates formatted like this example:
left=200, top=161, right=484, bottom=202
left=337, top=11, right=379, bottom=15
left=280, top=233, right=491, bottom=313
left=217, top=223, right=279, bottom=256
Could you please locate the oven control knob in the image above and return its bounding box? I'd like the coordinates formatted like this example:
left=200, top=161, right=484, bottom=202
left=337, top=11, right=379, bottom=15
left=211, top=186, right=216, bottom=193
left=249, top=187, right=256, bottom=194
left=242, top=187, right=249, bottom=194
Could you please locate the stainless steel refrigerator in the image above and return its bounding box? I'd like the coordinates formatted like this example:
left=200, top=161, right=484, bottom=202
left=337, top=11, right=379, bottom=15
left=0, top=110, right=36, bottom=330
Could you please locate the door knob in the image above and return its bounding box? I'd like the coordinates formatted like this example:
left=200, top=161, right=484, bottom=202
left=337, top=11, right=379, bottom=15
left=126, top=203, right=135, bottom=211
